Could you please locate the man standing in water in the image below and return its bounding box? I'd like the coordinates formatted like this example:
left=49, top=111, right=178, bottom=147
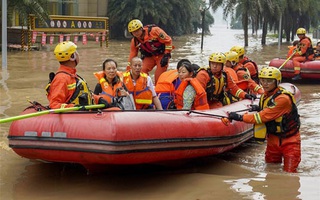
left=228, top=67, right=301, bottom=173
left=127, top=19, right=173, bottom=84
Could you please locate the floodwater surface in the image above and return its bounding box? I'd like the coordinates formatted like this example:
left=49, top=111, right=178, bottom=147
left=1, top=25, right=319, bottom=200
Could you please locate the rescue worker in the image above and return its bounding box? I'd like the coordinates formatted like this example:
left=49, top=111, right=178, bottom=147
left=127, top=19, right=173, bottom=84
left=123, top=57, right=163, bottom=110
left=47, top=41, right=108, bottom=109
left=174, top=62, right=209, bottom=110
left=230, top=45, right=259, bottom=83
left=236, top=69, right=264, bottom=95
left=155, top=59, right=191, bottom=109
left=292, top=28, right=314, bottom=80
left=228, top=67, right=301, bottom=173
left=93, top=59, right=130, bottom=107
left=223, top=51, right=263, bottom=104
left=224, top=51, right=239, bottom=81
left=195, top=52, right=256, bottom=109
left=229, top=52, right=263, bottom=95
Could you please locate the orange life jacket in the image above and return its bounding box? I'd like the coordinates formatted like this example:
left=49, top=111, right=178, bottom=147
left=93, top=71, right=124, bottom=103
left=155, top=70, right=179, bottom=94
left=224, top=67, right=238, bottom=82
left=174, top=78, right=209, bottom=110
left=123, top=71, right=153, bottom=109
left=287, top=45, right=297, bottom=58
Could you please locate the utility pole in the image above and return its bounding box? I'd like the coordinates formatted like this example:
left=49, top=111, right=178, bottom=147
left=2, top=0, right=8, bottom=69
left=200, top=0, right=211, bottom=51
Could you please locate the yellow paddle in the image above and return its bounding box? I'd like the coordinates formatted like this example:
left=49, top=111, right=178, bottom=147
left=254, top=123, right=267, bottom=143
left=0, top=104, right=105, bottom=124
left=279, top=49, right=297, bottom=70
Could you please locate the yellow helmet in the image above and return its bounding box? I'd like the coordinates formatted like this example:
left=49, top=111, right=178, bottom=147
left=230, top=45, right=245, bottom=56
left=128, top=19, right=143, bottom=33
left=225, top=51, right=239, bottom=63
left=54, top=41, right=77, bottom=62
left=209, top=52, right=226, bottom=64
left=296, top=28, right=306, bottom=35
left=259, top=66, right=282, bottom=82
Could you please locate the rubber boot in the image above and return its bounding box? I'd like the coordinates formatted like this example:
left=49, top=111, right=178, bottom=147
left=292, top=74, right=301, bottom=81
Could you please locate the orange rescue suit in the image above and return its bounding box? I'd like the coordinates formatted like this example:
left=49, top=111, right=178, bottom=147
left=128, top=25, right=173, bottom=84
left=196, top=68, right=247, bottom=108
left=292, top=36, right=314, bottom=75
left=242, top=87, right=301, bottom=172
left=47, top=65, right=92, bottom=109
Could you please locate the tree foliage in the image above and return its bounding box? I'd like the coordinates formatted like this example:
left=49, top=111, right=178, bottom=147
left=1, top=0, right=49, bottom=27
left=107, top=0, right=214, bottom=39
left=219, top=0, right=320, bottom=46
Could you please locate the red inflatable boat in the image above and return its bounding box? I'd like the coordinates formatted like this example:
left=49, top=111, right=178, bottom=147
left=8, top=83, right=301, bottom=171
left=269, top=58, right=320, bottom=79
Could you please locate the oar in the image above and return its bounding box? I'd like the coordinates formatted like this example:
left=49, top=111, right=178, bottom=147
left=0, top=104, right=105, bottom=124
left=187, top=110, right=230, bottom=126
left=278, top=49, right=297, bottom=70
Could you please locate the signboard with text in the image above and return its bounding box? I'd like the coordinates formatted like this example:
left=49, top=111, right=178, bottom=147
left=30, top=15, right=108, bottom=32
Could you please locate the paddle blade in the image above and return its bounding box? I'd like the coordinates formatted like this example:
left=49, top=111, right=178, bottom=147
left=254, top=123, right=267, bottom=143
left=221, top=117, right=230, bottom=126
left=0, top=104, right=106, bottom=124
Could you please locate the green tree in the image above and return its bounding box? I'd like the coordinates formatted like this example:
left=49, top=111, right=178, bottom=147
left=107, top=0, right=214, bottom=39
left=1, top=0, right=49, bottom=27
left=222, top=0, right=320, bottom=46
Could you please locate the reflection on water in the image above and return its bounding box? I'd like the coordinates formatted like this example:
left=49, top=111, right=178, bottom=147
left=1, top=25, right=320, bottom=199
left=225, top=173, right=301, bottom=200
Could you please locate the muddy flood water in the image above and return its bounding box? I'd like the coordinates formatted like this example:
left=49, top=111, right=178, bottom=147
left=1, top=25, right=319, bottom=200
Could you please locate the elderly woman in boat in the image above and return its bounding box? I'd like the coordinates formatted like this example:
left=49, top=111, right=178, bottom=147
left=93, top=59, right=132, bottom=109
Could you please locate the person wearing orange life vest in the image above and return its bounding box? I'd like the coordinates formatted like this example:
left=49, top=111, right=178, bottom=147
left=230, top=45, right=259, bottom=83
left=292, top=28, right=314, bottom=80
left=174, top=62, right=209, bottom=110
left=127, top=19, right=173, bottom=84
left=196, top=52, right=256, bottom=109
left=123, top=57, right=163, bottom=110
left=229, top=67, right=301, bottom=173
left=223, top=51, right=263, bottom=105
left=155, top=59, right=191, bottom=109
left=47, top=41, right=109, bottom=109
left=236, top=69, right=264, bottom=95
left=287, top=40, right=299, bottom=58
left=226, top=51, right=263, bottom=95
left=93, top=59, right=130, bottom=106
left=224, top=51, right=239, bottom=81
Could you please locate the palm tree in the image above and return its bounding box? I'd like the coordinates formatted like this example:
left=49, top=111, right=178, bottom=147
left=107, top=0, right=215, bottom=39
left=5, top=0, right=49, bottom=27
